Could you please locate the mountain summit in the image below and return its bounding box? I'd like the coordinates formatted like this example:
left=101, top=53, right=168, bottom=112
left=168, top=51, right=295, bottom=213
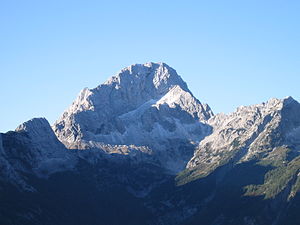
left=53, top=62, right=213, bottom=171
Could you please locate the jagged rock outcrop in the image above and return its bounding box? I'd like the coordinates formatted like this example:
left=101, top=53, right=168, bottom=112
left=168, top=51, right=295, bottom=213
left=2, top=118, right=76, bottom=177
left=185, top=97, right=300, bottom=182
left=53, top=62, right=213, bottom=172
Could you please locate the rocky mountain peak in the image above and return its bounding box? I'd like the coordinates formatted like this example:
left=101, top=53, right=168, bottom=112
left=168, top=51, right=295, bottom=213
left=53, top=62, right=213, bottom=172
left=103, top=62, right=189, bottom=95
left=16, top=118, right=66, bottom=151
left=55, top=62, right=195, bottom=127
left=185, top=97, right=300, bottom=181
left=1, top=118, right=76, bottom=177
left=14, top=118, right=69, bottom=163
left=16, top=118, right=55, bottom=137
left=54, top=63, right=213, bottom=143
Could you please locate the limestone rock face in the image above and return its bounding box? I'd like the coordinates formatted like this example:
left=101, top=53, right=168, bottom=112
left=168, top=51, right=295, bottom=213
left=3, top=118, right=76, bottom=177
left=53, top=62, right=213, bottom=172
left=187, top=97, right=300, bottom=177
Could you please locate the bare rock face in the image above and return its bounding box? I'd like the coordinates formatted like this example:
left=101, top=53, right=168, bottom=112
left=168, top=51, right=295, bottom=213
left=15, top=118, right=67, bottom=156
left=186, top=97, right=300, bottom=179
left=53, top=62, right=213, bottom=172
left=3, top=118, right=76, bottom=177
left=0, top=133, right=32, bottom=190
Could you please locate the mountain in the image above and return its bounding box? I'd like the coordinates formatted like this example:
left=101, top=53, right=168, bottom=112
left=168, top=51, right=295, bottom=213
left=179, top=97, right=300, bottom=183
left=175, top=96, right=300, bottom=225
left=53, top=62, right=213, bottom=172
left=1, top=62, right=300, bottom=225
left=2, top=118, right=76, bottom=178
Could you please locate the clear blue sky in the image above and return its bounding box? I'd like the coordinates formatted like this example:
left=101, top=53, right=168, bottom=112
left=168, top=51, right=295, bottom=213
left=1, top=0, right=299, bottom=132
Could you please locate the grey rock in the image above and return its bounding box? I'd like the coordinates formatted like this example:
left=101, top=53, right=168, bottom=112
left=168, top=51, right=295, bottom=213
left=187, top=97, right=300, bottom=176
left=53, top=62, right=213, bottom=172
left=4, top=118, right=76, bottom=177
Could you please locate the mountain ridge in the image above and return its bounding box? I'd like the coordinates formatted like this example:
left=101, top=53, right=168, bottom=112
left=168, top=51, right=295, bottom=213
left=1, top=62, right=300, bottom=225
